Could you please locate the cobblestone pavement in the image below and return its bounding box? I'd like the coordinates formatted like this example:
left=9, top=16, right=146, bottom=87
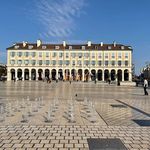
left=0, top=81, right=150, bottom=149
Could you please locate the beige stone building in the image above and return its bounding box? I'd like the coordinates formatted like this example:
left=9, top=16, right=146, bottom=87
left=7, top=40, right=133, bottom=82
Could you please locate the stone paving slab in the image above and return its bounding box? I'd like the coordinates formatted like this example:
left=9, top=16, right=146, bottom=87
left=0, top=125, right=150, bottom=150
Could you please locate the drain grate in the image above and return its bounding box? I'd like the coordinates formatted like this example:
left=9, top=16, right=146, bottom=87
left=87, top=138, right=127, bottom=150
left=133, top=120, right=150, bottom=126
left=110, top=104, right=127, bottom=108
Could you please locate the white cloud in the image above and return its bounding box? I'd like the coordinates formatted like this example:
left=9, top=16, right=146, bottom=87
left=34, top=0, right=86, bottom=38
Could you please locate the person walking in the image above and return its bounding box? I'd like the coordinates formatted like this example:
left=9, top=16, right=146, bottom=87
left=144, top=78, right=148, bottom=95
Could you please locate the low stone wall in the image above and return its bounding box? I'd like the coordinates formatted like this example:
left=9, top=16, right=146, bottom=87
left=120, top=81, right=136, bottom=86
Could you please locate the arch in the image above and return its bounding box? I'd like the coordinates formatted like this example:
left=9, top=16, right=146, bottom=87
left=117, top=69, right=122, bottom=81
left=91, top=69, right=96, bottom=81
left=11, top=69, right=15, bottom=80
left=45, top=69, right=50, bottom=79
left=31, top=69, right=36, bottom=80
left=51, top=69, right=56, bottom=80
left=24, top=69, right=29, bottom=80
left=84, top=69, right=89, bottom=82
left=78, top=69, right=82, bottom=81
left=71, top=69, right=76, bottom=81
left=65, top=69, right=70, bottom=81
left=38, top=69, right=43, bottom=80
left=104, top=69, right=109, bottom=81
left=58, top=69, right=63, bottom=80
left=17, top=69, right=22, bottom=80
left=111, top=69, right=116, bottom=81
left=124, top=69, right=129, bottom=81
left=97, top=70, right=102, bottom=81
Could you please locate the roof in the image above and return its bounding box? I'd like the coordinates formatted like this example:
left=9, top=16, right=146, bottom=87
left=6, top=42, right=133, bottom=51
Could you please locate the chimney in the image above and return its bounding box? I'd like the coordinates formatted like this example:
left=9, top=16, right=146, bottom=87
left=63, top=41, right=66, bottom=47
left=23, top=41, right=27, bottom=47
left=87, top=41, right=92, bottom=47
left=113, top=41, right=116, bottom=47
left=37, top=39, right=42, bottom=47
left=100, top=42, right=103, bottom=46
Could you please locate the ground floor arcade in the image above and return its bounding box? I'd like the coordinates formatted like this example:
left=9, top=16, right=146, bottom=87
left=7, top=68, right=132, bottom=82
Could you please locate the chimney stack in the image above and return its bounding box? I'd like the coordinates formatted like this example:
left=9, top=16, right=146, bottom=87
left=63, top=41, right=66, bottom=47
left=87, top=41, right=92, bottom=47
left=23, top=41, right=27, bottom=47
left=100, top=42, right=103, bottom=46
left=113, top=41, right=116, bottom=47
left=37, top=39, right=42, bottom=47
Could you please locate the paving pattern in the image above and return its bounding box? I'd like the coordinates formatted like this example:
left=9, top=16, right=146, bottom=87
left=0, top=81, right=150, bottom=150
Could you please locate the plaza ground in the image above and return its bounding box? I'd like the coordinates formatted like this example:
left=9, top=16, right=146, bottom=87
left=0, top=81, right=150, bottom=150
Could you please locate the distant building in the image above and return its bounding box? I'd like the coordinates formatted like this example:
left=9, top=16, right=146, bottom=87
left=6, top=40, right=133, bottom=81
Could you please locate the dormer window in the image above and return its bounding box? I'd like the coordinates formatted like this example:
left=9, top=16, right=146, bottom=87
left=15, top=45, right=19, bottom=49
left=121, top=46, right=125, bottom=50
left=42, top=45, right=47, bottom=49
left=28, top=45, right=33, bottom=49
left=55, top=46, right=60, bottom=49
left=108, top=46, right=111, bottom=50
left=69, top=46, right=72, bottom=50
left=95, top=46, right=98, bottom=49
left=82, top=46, right=85, bottom=50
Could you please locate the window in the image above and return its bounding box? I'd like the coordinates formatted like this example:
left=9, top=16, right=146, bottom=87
left=111, top=53, right=115, bottom=59
left=77, top=60, right=82, bottom=66
left=98, top=53, right=102, bottom=58
left=105, top=61, right=108, bottom=66
left=46, top=52, right=49, bottom=57
left=17, top=60, right=22, bottom=65
left=42, top=45, right=47, bottom=49
left=118, top=61, right=122, bottom=66
left=52, top=60, right=56, bottom=65
left=105, top=53, right=108, bottom=59
left=52, top=52, right=56, bottom=57
left=84, top=53, right=89, bottom=58
left=31, top=60, right=36, bottom=65
left=78, top=53, right=82, bottom=58
left=111, top=61, right=115, bottom=66
left=25, top=52, right=29, bottom=57
left=59, top=60, right=63, bottom=65
left=24, top=60, right=29, bottom=65
left=91, top=61, right=95, bottom=66
left=108, top=46, right=111, bottom=49
left=69, top=46, right=72, bottom=50
left=46, top=60, right=50, bottom=65
left=121, top=46, right=125, bottom=50
left=66, top=53, right=69, bottom=58
left=92, top=53, right=95, bottom=58
left=39, top=60, right=42, bottom=65
left=28, top=45, right=33, bottom=49
left=71, top=53, right=76, bottom=58
left=55, top=46, right=60, bottom=49
left=118, top=53, right=122, bottom=59
left=82, top=46, right=85, bottom=50
left=18, top=52, right=22, bottom=57
left=10, top=60, right=15, bottom=65
left=125, top=53, right=128, bottom=59
left=125, top=61, right=128, bottom=66
left=59, top=52, right=63, bottom=58
left=10, top=52, right=15, bottom=57
left=31, top=52, right=36, bottom=57
left=65, top=60, right=70, bottom=65
left=72, top=60, right=75, bottom=66
left=98, top=61, right=102, bottom=66
left=15, top=45, right=19, bottom=49
left=39, top=52, right=42, bottom=57
left=84, top=60, right=89, bottom=66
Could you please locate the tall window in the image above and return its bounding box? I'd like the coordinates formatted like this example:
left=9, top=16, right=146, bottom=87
left=72, top=60, right=75, bottom=66
left=125, top=61, right=128, bottom=66
left=24, top=60, right=29, bottom=65
left=10, top=60, right=15, bottom=65
left=52, top=60, right=56, bottom=65
left=46, top=52, right=49, bottom=57
left=91, top=61, right=95, bottom=66
left=52, top=52, right=56, bottom=57
left=105, top=53, right=108, bottom=59
left=125, top=53, right=128, bottom=59
left=118, top=53, right=122, bottom=59
left=11, top=52, right=15, bottom=57
left=111, top=61, right=115, bottom=66
left=71, top=53, right=76, bottom=58
left=31, top=60, right=36, bottom=65
left=66, top=53, right=69, bottom=58
left=98, top=61, right=102, bottom=66
left=78, top=60, right=82, bottom=66
left=59, top=60, right=63, bottom=65
left=39, top=60, right=42, bottom=65
left=65, top=60, right=70, bottom=65
left=59, top=52, right=63, bottom=58
left=111, top=53, right=115, bottom=59
left=92, top=53, right=95, bottom=58
left=25, top=52, right=29, bottom=57
left=31, top=52, right=36, bottom=57
left=78, top=53, right=82, bottom=58
left=46, top=60, right=50, bottom=65
left=105, top=61, right=108, bottom=66
left=39, top=52, right=42, bottom=57
left=98, top=53, right=102, bottom=58
left=17, top=60, right=22, bottom=65
left=18, top=52, right=22, bottom=57
left=118, top=61, right=122, bottom=66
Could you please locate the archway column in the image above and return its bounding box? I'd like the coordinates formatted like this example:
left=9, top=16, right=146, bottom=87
left=82, top=69, right=84, bottom=81
left=29, top=69, right=31, bottom=80
left=22, top=69, right=24, bottom=80
left=15, top=69, right=17, bottom=80
left=36, top=69, right=39, bottom=80
left=129, top=71, right=132, bottom=81
left=122, top=70, right=124, bottom=81
left=7, top=70, right=11, bottom=81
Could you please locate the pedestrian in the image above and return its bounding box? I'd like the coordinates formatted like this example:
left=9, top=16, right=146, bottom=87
left=144, top=78, right=148, bottom=95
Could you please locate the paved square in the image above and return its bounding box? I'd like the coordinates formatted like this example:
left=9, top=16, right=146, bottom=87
left=0, top=81, right=150, bottom=149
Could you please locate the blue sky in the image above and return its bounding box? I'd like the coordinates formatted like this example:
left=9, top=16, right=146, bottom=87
left=0, top=0, right=150, bottom=74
